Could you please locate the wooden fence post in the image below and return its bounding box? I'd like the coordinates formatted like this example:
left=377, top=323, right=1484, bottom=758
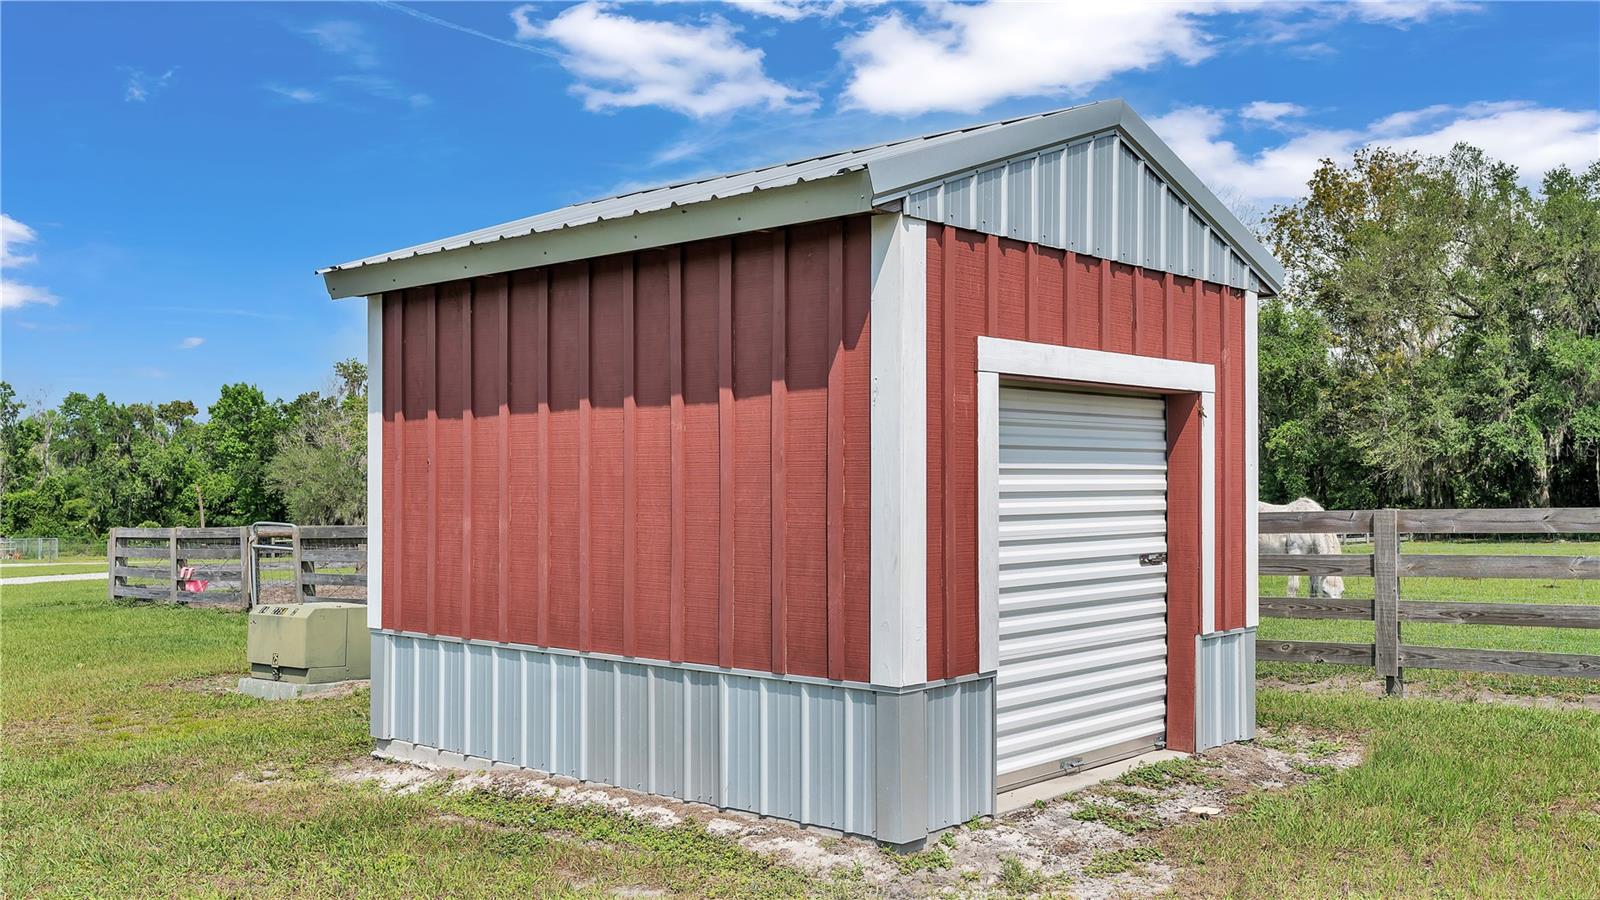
left=168, top=530, right=180, bottom=605
left=292, top=528, right=306, bottom=603
left=1373, top=508, right=1403, bottom=696
left=107, top=530, right=117, bottom=602
left=238, top=526, right=253, bottom=610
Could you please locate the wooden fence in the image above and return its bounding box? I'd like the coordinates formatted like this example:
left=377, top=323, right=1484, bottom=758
left=108, top=525, right=367, bottom=609
left=1258, top=508, right=1600, bottom=694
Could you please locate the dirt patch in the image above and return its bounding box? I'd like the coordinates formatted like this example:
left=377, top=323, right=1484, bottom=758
left=1259, top=673, right=1600, bottom=711
left=331, top=732, right=1363, bottom=897
left=164, top=674, right=242, bottom=695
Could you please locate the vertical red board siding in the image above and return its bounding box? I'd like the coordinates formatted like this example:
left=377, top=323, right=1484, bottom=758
left=546, top=265, right=584, bottom=649
left=841, top=216, right=873, bottom=682
left=589, top=260, right=626, bottom=654
left=1164, top=393, right=1203, bottom=752
left=681, top=248, right=722, bottom=664
left=1137, top=269, right=1165, bottom=357
left=401, top=289, right=431, bottom=632
left=382, top=218, right=871, bottom=682
left=925, top=229, right=949, bottom=681
left=433, top=283, right=467, bottom=638
left=926, top=224, right=1252, bottom=679
left=784, top=223, right=832, bottom=678
left=633, top=253, right=674, bottom=662
left=470, top=276, right=506, bottom=642
left=731, top=233, right=774, bottom=673
left=506, top=273, right=541, bottom=646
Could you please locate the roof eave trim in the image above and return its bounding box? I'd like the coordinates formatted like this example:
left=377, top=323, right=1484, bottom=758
left=320, top=171, right=875, bottom=299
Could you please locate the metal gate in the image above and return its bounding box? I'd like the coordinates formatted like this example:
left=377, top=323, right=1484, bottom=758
left=994, top=385, right=1169, bottom=789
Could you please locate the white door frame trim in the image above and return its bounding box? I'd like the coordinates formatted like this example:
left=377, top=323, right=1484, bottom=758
left=976, top=337, right=1219, bottom=675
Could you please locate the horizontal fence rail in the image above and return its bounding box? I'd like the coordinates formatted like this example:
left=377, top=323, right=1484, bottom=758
left=1257, top=507, right=1600, bottom=692
left=108, top=525, right=366, bottom=610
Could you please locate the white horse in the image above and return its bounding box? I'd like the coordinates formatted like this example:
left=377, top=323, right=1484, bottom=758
left=1259, top=497, right=1345, bottom=599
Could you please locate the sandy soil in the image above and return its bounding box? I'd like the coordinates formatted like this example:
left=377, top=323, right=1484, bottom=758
left=331, top=728, right=1363, bottom=898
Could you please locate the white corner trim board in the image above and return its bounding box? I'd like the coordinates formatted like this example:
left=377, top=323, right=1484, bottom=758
left=973, top=338, right=1221, bottom=662
left=1243, top=291, right=1260, bottom=628
left=977, top=338, right=1215, bottom=394
left=367, top=294, right=384, bottom=630
left=869, top=213, right=929, bottom=687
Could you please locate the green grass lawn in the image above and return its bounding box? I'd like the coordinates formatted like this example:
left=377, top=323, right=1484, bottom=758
left=1, top=581, right=811, bottom=898
left=4, top=577, right=1597, bottom=897
left=1261, top=539, right=1600, bottom=697
left=1163, top=689, right=1600, bottom=898
left=0, top=561, right=107, bottom=578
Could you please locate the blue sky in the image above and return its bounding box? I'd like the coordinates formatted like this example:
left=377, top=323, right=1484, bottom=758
left=3, top=1, right=1596, bottom=411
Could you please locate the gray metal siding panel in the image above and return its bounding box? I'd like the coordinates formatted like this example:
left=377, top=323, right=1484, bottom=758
left=1166, top=191, right=1186, bottom=274
left=765, top=680, right=803, bottom=820
left=1142, top=168, right=1164, bottom=270
left=1116, top=142, right=1140, bottom=264
left=1208, top=230, right=1227, bottom=284
left=908, top=186, right=941, bottom=221
left=370, top=631, right=389, bottom=740
left=467, top=643, right=492, bottom=759
left=1196, top=628, right=1256, bottom=750
left=976, top=167, right=1004, bottom=232
left=1006, top=158, right=1034, bottom=241
left=1187, top=212, right=1205, bottom=279
left=1066, top=141, right=1090, bottom=253
left=946, top=174, right=975, bottom=229
left=1091, top=136, right=1115, bottom=257
left=494, top=647, right=521, bottom=765
left=372, top=633, right=994, bottom=841
left=1036, top=149, right=1064, bottom=246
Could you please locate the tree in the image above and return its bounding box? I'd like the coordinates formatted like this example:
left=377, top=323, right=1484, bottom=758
left=266, top=360, right=367, bottom=525
left=1264, top=147, right=1600, bottom=508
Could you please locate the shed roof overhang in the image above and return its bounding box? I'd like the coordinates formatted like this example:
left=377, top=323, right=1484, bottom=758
left=320, top=99, right=1283, bottom=300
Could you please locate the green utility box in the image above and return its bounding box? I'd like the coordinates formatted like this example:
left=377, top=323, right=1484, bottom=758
left=247, top=602, right=369, bottom=684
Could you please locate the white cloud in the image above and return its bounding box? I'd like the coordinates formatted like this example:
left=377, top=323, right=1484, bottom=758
left=1150, top=101, right=1600, bottom=205
left=178, top=337, right=205, bottom=350
left=1, top=214, right=57, bottom=311
left=334, top=74, right=432, bottom=109
left=2, top=214, right=39, bottom=268
left=124, top=67, right=175, bottom=102
left=305, top=21, right=379, bottom=68
left=513, top=2, right=814, bottom=118
left=267, top=84, right=323, bottom=104
left=1240, top=101, right=1307, bottom=125
left=1, top=281, right=58, bottom=311
left=839, top=3, right=1215, bottom=116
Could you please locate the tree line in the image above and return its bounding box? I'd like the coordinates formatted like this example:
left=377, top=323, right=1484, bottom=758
left=0, top=361, right=367, bottom=538
left=1, top=143, right=1596, bottom=540
left=1259, top=146, right=1600, bottom=509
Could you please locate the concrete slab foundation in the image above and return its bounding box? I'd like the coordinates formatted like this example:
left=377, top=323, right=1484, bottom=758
left=238, top=677, right=368, bottom=701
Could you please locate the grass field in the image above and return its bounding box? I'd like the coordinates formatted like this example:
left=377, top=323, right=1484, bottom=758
left=1260, top=539, right=1600, bottom=697
left=0, top=561, right=107, bottom=578
left=4, top=575, right=1597, bottom=897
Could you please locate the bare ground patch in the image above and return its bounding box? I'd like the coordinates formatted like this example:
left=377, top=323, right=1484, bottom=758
left=1258, top=673, right=1600, bottom=712
left=331, top=730, right=1363, bottom=897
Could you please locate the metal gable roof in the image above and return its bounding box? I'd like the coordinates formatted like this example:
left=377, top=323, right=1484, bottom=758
left=320, top=99, right=1283, bottom=298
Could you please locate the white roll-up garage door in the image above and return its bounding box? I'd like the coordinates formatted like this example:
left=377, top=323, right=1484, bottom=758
left=994, top=385, right=1169, bottom=789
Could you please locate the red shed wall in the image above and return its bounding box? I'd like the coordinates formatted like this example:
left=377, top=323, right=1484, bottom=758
left=925, top=224, right=1249, bottom=681
left=381, top=216, right=874, bottom=682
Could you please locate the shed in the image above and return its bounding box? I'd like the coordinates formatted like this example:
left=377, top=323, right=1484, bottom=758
left=321, top=99, right=1276, bottom=845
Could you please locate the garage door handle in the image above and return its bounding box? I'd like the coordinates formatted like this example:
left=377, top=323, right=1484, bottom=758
left=1139, top=553, right=1167, bottom=566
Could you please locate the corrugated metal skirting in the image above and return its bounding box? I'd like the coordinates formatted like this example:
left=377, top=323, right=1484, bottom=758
left=1195, top=627, right=1256, bottom=750
left=371, top=631, right=994, bottom=840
